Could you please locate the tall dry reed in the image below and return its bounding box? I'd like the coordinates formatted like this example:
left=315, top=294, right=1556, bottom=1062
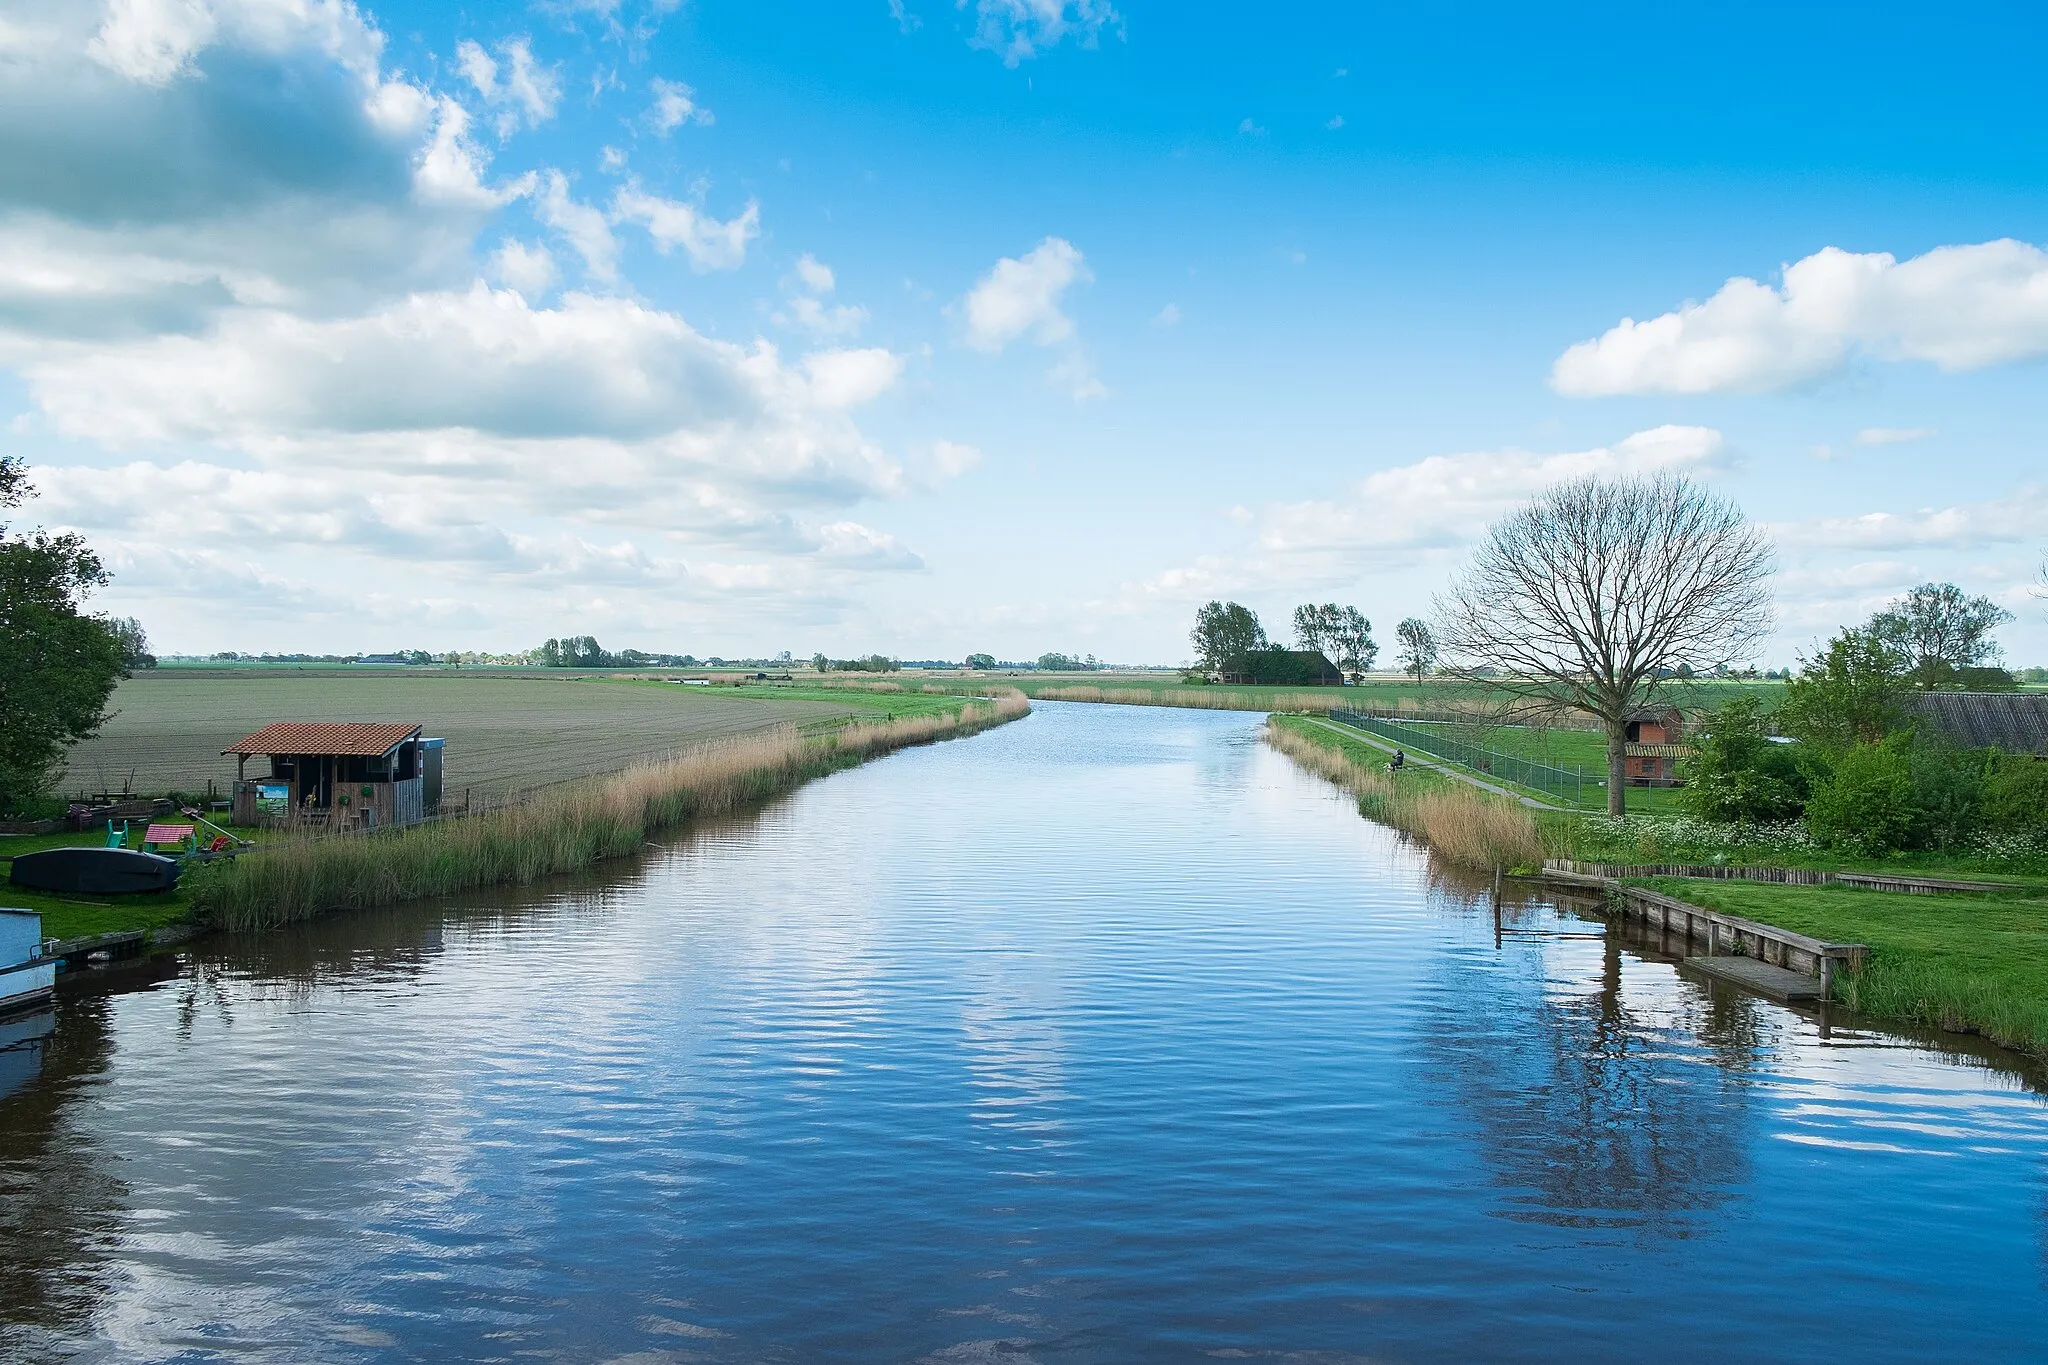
left=1263, top=718, right=1542, bottom=870
left=193, top=691, right=1028, bottom=932
left=1034, top=685, right=1353, bottom=713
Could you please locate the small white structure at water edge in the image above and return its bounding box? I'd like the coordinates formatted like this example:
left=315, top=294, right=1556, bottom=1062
left=0, top=909, right=55, bottom=1014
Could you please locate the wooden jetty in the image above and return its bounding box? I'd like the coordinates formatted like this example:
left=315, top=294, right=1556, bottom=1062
left=1530, top=869, right=1870, bottom=1001
left=1544, top=858, right=2005, bottom=896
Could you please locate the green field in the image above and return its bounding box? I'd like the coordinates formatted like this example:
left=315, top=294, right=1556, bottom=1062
left=61, top=670, right=872, bottom=800
left=1643, top=877, right=2048, bottom=1058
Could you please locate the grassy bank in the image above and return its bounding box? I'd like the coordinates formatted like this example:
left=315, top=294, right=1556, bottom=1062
left=66, top=690, right=1014, bottom=936
left=1266, top=716, right=1544, bottom=870
left=1642, top=877, right=2048, bottom=1058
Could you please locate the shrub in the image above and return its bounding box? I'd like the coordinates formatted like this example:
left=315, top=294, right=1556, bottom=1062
left=1984, top=759, right=2048, bottom=834
left=1905, top=742, right=1991, bottom=848
left=1803, top=740, right=1918, bottom=854
left=1679, top=694, right=1807, bottom=823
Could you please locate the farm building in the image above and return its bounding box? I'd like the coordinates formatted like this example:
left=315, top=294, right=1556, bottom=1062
left=226, top=723, right=444, bottom=829
left=1622, top=707, right=1688, bottom=787
left=1910, top=692, right=2048, bottom=758
left=1220, top=650, right=1345, bottom=686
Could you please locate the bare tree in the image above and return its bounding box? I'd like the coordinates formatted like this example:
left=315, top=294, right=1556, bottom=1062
left=1434, top=473, right=1773, bottom=816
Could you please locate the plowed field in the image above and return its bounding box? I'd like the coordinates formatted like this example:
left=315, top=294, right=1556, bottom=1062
left=61, top=671, right=857, bottom=800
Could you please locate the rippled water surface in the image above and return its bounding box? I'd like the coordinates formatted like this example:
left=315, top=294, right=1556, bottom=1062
left=3, top=702, right=2046, bottom=1362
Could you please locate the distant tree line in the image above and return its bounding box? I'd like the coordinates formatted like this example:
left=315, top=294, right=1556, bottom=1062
left=536, top=637, right=706, bottom=668
left=812, top=653, right=900, bottom=673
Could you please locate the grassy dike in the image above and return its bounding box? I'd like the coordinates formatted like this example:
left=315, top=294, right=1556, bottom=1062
left=1270, top=714, right=2048, bottom=1059
left=1265, top=715, right=1544, bottom=870
left=182, top=690, right=1029, bottom=933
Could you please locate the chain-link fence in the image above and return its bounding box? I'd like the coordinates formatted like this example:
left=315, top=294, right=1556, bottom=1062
left=1328, top=709, right=1593, bottom=805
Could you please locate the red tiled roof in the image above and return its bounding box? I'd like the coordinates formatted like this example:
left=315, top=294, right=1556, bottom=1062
left=223, top=722, right=422, bottom=757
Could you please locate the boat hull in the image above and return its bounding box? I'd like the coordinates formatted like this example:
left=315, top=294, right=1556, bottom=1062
left=9, top=847, right=180, bottom=895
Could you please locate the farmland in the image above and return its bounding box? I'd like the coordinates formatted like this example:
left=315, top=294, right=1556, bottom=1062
left=60, top=669, right=866, bottom=800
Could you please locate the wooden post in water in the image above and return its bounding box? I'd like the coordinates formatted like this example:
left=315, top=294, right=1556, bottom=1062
left=1491, top=865, right=1503, bottom=948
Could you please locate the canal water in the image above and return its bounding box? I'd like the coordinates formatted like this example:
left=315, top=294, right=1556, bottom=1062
left=2, top=702, right=2045, bottom=1362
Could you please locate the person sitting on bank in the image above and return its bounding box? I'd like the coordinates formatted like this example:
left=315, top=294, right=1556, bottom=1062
left=1389, top=749, right=1405, bottom=772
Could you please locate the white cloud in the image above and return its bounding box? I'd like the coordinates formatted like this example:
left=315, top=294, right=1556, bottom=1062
left=1324, top=115, right=1344, bottom=130
left=87, top=0, right=218, bottom=85
left=0, top=0, right=506, bottom=341
left=1046, top=350, right=1106, bottom=401
left=1771, top=485, right=2048, bottom=551
left=785, top=295, right=868, bottom=338
left=776, top=253, right=865, bottom=337
left=1237, top=116, right=1266, bottom=136
left=962, top=236, right=1088, bottom=351
left=1152, top=303, right=1180, bottom=326
left=1553, top=239, right=2048, bottom=396
left=611, top=185, right=759, bottom=272
left=456, top=36, right=561, bottom=136
left=960, top=0, right=1120, bottom=66
left=793, top=252, right=835, bottom=294
left=960, top=237, right=1101, bottom=397
left=802, top=347, right=904, bottom=407
left=1, top=0, right=930, bottom=646
left=490, top=238, right=557, bottom=297
left=1134, top=426, right=1728, bottom=603
left=644, top=76, right=712, bottom=135
left=536, top=171, right=619, bottom=282
left=927, top=440, right=982, bottom=480
left=1853, top=426, right=1936, bottom=446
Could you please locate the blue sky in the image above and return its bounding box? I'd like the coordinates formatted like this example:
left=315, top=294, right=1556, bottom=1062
left=2, top=0, right=2044, bottom=665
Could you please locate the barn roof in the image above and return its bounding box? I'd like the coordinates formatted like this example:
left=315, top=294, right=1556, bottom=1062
left=1909, top=692, right=2048, bottom=756
left=224, top=722, right=422, bottom=757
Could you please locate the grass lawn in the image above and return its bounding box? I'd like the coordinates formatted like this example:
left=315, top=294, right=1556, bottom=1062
left=1642, top=877, right=2048, bottom=1058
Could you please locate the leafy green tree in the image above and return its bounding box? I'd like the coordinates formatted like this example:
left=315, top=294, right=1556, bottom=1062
left=1189, top=601, right=1266, bottom=674
left=1295, top=603, right=1376, bottom=681
left=1774, top=626, right=1909, bottom=749
left=0, top=457, right=127, bottom=812
left=1395, top=618, right=1436, bottom=685
left=107, top=616, right=155, bottom=669
left=1678, top=694, right=1807, bottom=823
left=965, top=653, right=996, bottom=670
left=1868, top=582, right=2013, bottom=690
left=1326, top=607, right=1377, bottom=681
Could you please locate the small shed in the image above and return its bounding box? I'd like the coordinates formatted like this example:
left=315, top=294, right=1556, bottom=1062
left=1623, top=707, right=1688, bottom=787
left=225, top=723, right=441, bottom=830
left=1909, top=692, right=2048, bottom=758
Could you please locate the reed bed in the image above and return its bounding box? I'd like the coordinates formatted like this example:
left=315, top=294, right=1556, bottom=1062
left=1263, top=718, right=1543, bottom=870
left=192, top=691, right=1028, bottom=932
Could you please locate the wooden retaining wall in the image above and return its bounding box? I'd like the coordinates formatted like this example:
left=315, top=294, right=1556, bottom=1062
left=1544, top=859, right=2005, bottom=896
left=1534, top=869, right=1870, bottom=996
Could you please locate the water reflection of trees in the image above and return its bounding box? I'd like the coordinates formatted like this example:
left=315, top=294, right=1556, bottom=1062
left=1418, top=879, right=1758, bottom=1235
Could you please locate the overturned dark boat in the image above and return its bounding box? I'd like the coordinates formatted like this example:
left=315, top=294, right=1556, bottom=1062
left=9, top=847, right=180, bottom=895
